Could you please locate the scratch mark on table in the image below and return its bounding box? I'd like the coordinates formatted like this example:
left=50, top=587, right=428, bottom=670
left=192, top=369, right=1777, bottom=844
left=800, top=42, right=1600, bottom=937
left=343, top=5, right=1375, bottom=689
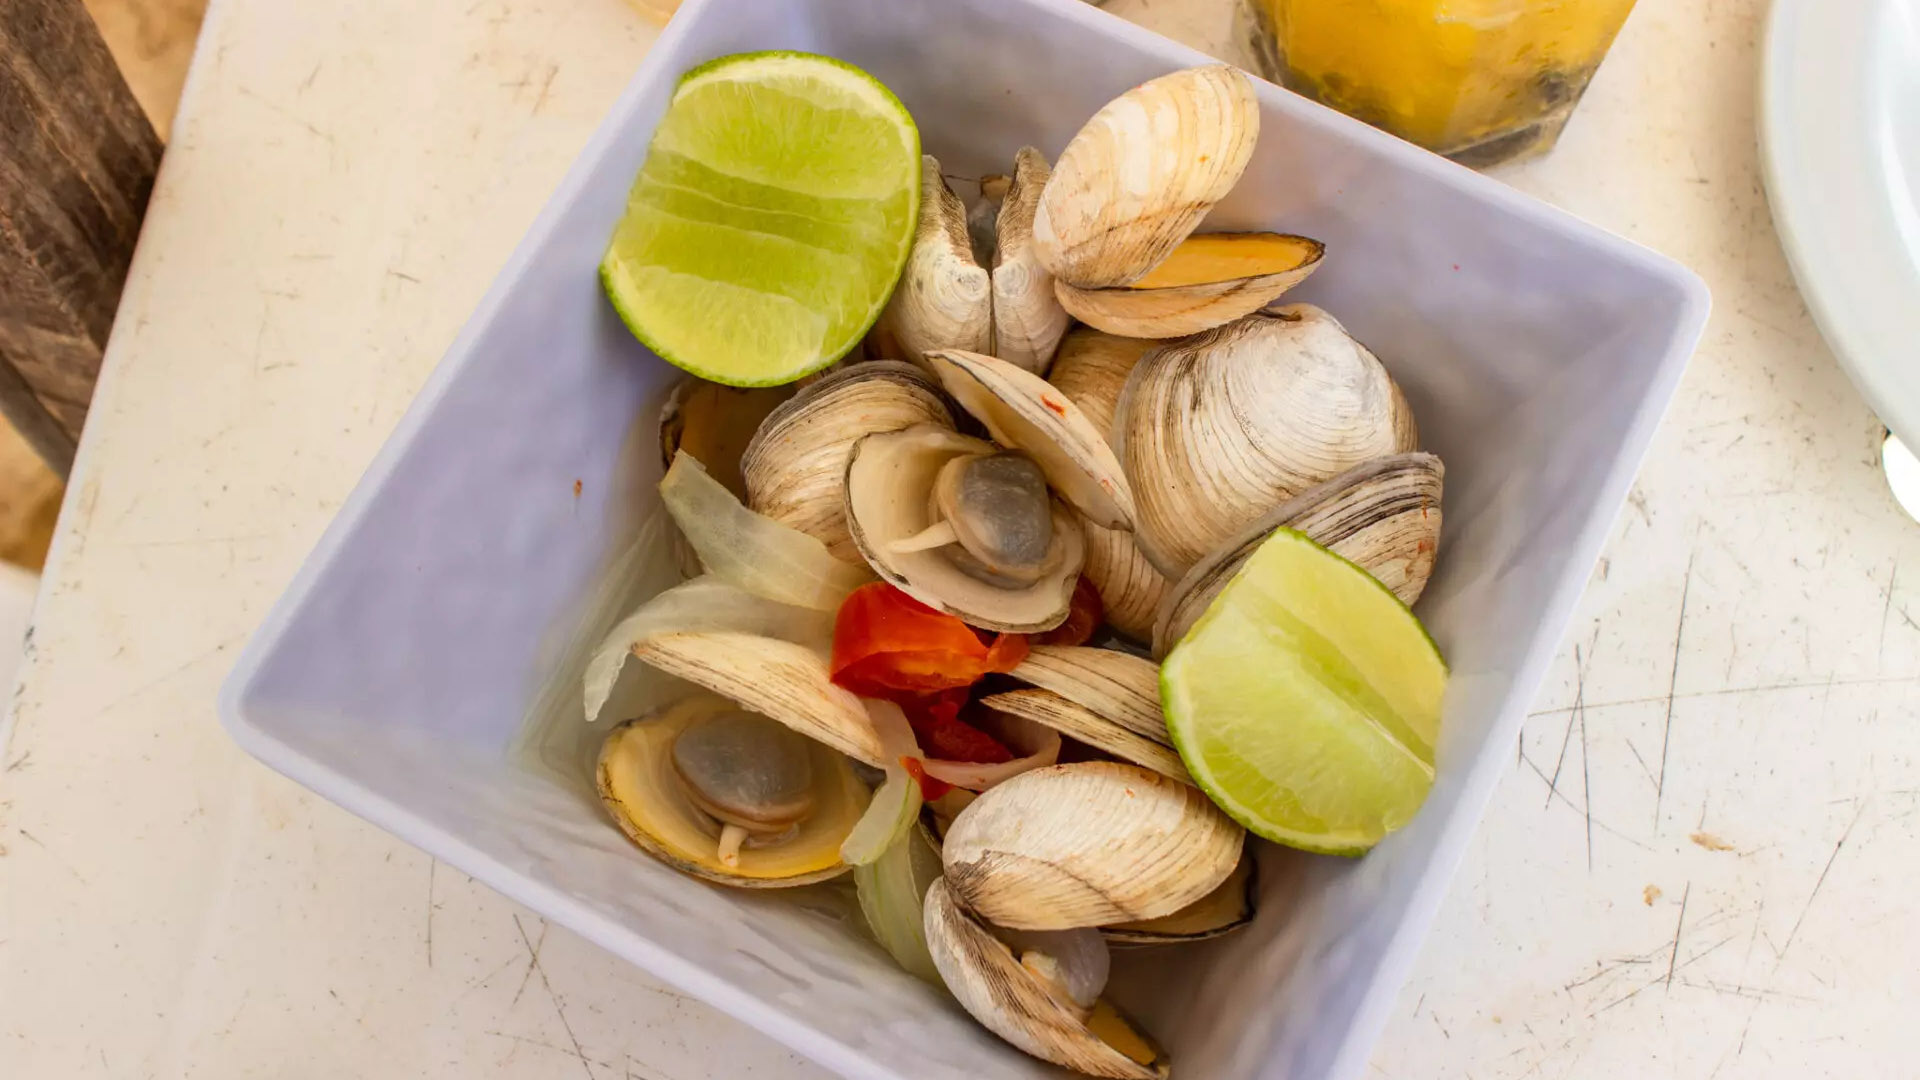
left=426, top=859, right=437, bottom=969
left=1624, top=738, right=1657, bottom=790
left=80, top=634, right=248, bottom=722
left=1545, top=645, right=1585, bottom=810
left=1655, top=548, right=1696, bottom=829
left=1518, top=750, right=1652, bottom=850
left=15, top=829, right=86, bottom=883
left=1529, top=671, right=1920, bottom=718
left=513, top=914, right=593, bottom=1079
left=486, top=1030, right=617, bottom=1073
left=509, top=915, right=548, bottom=1008
left=1565, top=954, right=1654, bottom=992
left=1666, top=883, right=1691, bottom=990
left=1878, top=562, right=1899, bottom=666
left=533, top=64, right=559, bottom=114
left=1680, top=978, right=1817, bottom=1004
left=1580, top=680, right=1594, bottom=872
left=4, top=751, right=28, bottom=772
left=1773, top=801, right=1866, bottom=972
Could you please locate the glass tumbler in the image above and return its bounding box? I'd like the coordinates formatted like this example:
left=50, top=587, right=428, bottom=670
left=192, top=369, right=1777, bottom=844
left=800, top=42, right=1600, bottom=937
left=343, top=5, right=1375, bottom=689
left=1244, top=0, right=1638, bottom=167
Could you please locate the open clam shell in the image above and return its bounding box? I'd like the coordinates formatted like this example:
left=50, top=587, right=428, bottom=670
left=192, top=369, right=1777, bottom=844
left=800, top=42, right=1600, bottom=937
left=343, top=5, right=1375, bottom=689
left=596, top=695, right=869, bottom=888
left=629, top=631, right=885, bottom=768
left=991, top=147, right=1072, bottom=374
left=924, top=880, right=1171, bottom=1079
left=1005, top=645, right=1166, bottom=742
left=1103, top=852, right=1255, bottom=945
left=942, top=762, right=1243, bottom=930
left=1047, top=330, right=1170, bottom=641
left=1153, top=452, right=1444, bottom=657
left=873, top=155, right=992, bottom=368
left=740, top=361, right=952, bottom=563
left=1054, top=232, right=1325, bottom=339
left=844, top=424, right=1086, bottom=633
left=1115, top=304, right=1421, bottom=579
left=925, top=348, right=1136, bottom=530
left=979, top=689, right=1190, bottom=783
left=1034, top=65, right=1260, bottom=289
left=659, top=378, right=795, bottom=500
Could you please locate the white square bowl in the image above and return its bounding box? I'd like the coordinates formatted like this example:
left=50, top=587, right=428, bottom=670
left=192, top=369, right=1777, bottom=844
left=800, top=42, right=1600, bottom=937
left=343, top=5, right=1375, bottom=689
left=219, top=0, right=1710, bottom=1077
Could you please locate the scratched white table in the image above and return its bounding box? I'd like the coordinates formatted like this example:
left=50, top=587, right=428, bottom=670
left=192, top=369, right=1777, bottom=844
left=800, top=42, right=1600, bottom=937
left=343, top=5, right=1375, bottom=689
left=4, top=1, right=1916, bottom=1077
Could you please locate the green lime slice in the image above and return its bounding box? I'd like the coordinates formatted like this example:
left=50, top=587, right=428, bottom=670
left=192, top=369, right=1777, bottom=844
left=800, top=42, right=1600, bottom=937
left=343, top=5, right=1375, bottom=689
left=1161, top=528, right=1448, bottom=855
left=601, top=51, right=921, bottom=386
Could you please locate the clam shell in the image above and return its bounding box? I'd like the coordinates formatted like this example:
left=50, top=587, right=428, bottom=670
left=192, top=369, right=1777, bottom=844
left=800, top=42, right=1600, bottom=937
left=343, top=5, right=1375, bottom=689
left=1034, top=65, right=1260, bottom=289
left=1153, top=452, right=1444, bottom=656
left=740, top=361, right=952, bottom=563
left=1006, top=645, right=1166, bottom=742
left=942, top=761, right=1243, bottom=930
left=1045, top=330, right=1170, bottom=641
left=926, top=348, right=1136, bottom=530
left=843, top=424, right=1086, bottom=633
left=980, top=689, right=1190, bottom=783
left=596, top=696, right=868, bottom=888
left=923, top=880, right=1170, bottom=1079
left=991, top=147, right=1071, bottom=374
left=1115, top=304, right=1421, bottom=578
left=658, top=378, right=795, bottom=499
left=1053, top=233, right=1325, bottom=339
left=629, top=631, right=885, bottom=768
left=873, top=155, right=992, bottom=368
left=1103, top=853, right=1255, bottom=945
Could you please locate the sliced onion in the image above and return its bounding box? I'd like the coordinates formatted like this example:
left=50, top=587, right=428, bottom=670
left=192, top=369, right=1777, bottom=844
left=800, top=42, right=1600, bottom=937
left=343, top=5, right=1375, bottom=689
left=660, top=452, right=873, bottom=611
left=919, top=723, right=1061, bottom=791
left=583, top=576, right=834, bottom=724
left=839, top=699, right=926, bottom=866
left=862, top=698, right=922, bottom=763
left=840, top=768, right=923, bottom=867
left=854, top=826, right=944, bottom=984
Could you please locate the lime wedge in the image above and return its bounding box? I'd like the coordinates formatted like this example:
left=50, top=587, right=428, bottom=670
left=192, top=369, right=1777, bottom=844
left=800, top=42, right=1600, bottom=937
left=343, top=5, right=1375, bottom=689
left=1161, top=529, right=1448, bottom=855
left=601, top=52, right=921, bottom=386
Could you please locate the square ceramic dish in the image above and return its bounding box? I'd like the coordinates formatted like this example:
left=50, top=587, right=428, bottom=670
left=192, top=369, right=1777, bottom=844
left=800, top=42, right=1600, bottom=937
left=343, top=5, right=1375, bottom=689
left=219, top=0, right=1709, bottom=1076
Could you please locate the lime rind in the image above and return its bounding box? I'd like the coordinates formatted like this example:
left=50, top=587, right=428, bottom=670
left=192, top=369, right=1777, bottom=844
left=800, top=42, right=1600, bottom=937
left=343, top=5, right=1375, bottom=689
left=1161, top=528, right=1449, bottom=856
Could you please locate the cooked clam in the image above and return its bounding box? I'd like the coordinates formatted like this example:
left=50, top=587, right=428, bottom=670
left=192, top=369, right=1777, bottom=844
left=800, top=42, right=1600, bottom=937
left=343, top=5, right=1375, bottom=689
left=1103, top=853, right=1255, bottom=946
left=873, top=155, right=992, bottom=368
left=1154, top=453, right=1444, bottom=656
left=979, top=689, right=1190, bottom=783
left=991, top=148, right=1072, bottom=374
left=1034, top=65, right=1260, bottom=289
left=983, top=645, right=1184, bottom=782
left=968, top=173, right=1009, bottom=268
left=1005, top=645, right=1167, bottom=743
left=925, top=348, right=1136, bottom=530
left=740, top=361, right=952, bottom=563
left=845, top=424, right=1085, bottom=632
left=1054, top=232, right=1325, bottom=339
left=1048, top=330, right=1170, bottom=641
left=942, top=762, right=1243, bottom=930
left=630, top=631, right=886, bottom=767
left=1115, top=304, right=1421, bottom=578
left=925, top=879, right=1170, bottom=1079
left=597, top=694, right=869, bottom=887
left=659, top=378, right=795, bottom=500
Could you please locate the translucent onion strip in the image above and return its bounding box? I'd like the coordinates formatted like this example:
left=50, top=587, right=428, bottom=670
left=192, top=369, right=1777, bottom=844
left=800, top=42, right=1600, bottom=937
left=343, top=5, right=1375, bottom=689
left=660, top=452, right=872, bottom=611
left=841, top=700, right=925, bottom=866
left=583, top=576, right=834, bottom=724
left=854, top=826, right=945, bottom=984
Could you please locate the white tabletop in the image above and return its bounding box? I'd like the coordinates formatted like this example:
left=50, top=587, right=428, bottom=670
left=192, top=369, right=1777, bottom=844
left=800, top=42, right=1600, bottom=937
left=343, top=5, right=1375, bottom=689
left=4, top=1, right=1915, bottom=1077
